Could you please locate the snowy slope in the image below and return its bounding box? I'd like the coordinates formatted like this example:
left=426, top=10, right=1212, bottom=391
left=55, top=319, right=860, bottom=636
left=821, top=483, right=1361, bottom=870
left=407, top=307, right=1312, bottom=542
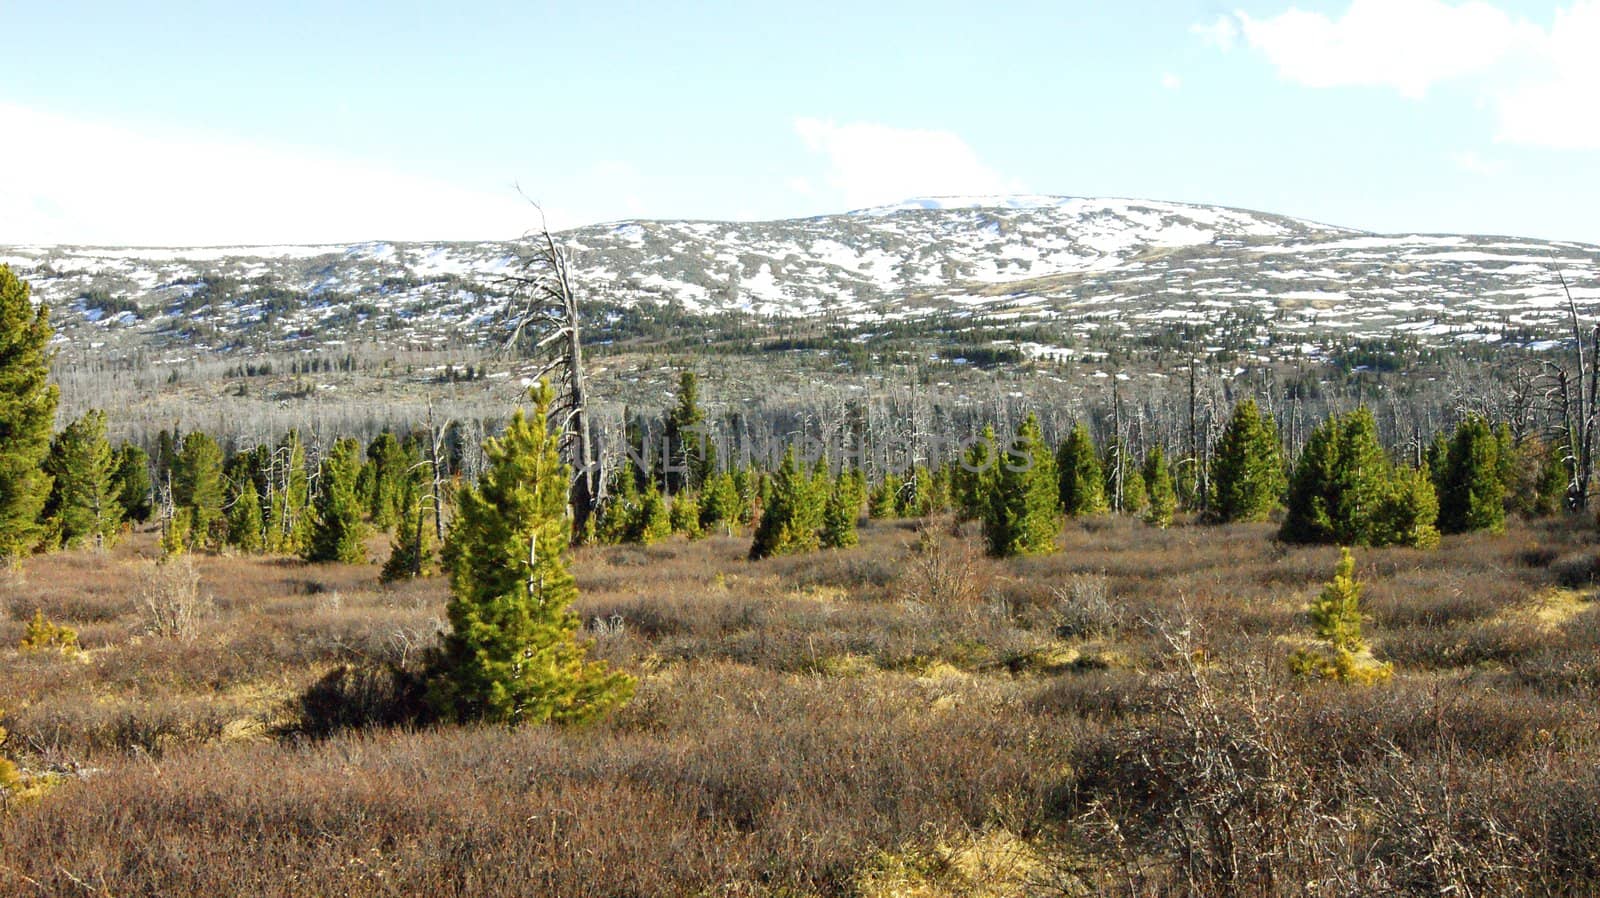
left=4, top=196, right=1597, bottom=358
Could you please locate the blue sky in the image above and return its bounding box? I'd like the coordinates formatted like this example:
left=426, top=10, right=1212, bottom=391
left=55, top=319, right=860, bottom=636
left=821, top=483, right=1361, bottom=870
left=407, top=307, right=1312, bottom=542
left=2, top=0, right=1598, bottom=244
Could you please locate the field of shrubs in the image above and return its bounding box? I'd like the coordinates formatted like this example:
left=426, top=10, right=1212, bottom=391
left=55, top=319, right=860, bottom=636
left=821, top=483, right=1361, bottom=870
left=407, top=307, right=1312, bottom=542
left=3, top=510, right=1600, bottom=897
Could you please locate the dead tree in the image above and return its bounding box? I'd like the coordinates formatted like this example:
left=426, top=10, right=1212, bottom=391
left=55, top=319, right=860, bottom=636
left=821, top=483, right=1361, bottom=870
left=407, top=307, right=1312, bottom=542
left=1540, top=270, right=1598, bottom=511
left=500, top=209, right=601, bottom=539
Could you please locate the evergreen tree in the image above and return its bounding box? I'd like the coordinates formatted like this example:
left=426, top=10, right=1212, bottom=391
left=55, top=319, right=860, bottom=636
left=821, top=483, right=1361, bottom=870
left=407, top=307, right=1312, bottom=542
left=597, top=460, right=641, bottom=544
left=663, top=371, right=715, bottom=491
left=364, top=430, right=406, bottom=530
left=630, top=480, right=671, bottom=545
left=226, top=466, right=265, bottom=554
left=698, top=469, right=741, bottom=534
left=42, top=410, right=122, bottom=550
left=1437, top=416, right=1506, bottom=534
left=1280, top=409, right=1389, bottom=545
left=983, top=414, right=1059, bottom=557
left=954, top=426, right=997, bottom=520
left=172, top=431, right=225, bottom=549
left=1308, top=548, right=1365, bottom=652
left=1143, top=446, right=1176, bottom=528
left=1101, top=441, right=1147, bottom=515
left=821, top=468, right=863, bottom=549
left=1210, top=399, right=1286, bottom=523
left=381, top=470, right=434, bottom=583
left=669, top=490, right=703, bottom=539
left=1055, top=423, right=1106, bottom=517
left=266, top=430, right=313, bottom=555
left=750, top=447, right=821, bottom=559
left=1374, top=464, right=1441, bottom=550
left=113, top=443, right=153, bottom=523
left=869, top=472, right=902, bottom=519
left=1530, top=438, right=1569, bottom=517
left=305, top=438, right=366, bottom=563
left=426, top=384, right=634, bottom=725
left=0, top=265, right=58, bottom=562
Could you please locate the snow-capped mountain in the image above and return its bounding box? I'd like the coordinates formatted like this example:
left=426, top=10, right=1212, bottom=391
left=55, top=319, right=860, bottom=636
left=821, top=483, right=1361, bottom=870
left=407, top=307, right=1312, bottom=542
left=5, top=196, right=1598, bottom=360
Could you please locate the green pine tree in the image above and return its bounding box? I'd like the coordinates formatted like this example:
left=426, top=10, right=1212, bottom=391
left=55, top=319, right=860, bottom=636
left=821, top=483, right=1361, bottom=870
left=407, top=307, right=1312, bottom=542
left=821, top=468, right=863, bottom=548
left=954, top=426, right=997, bottom=520
left=1374, top=464, right=1441, bottom=549
left=0, top=265, right=58, bottom=563
left=172, top=431, right=225, bottom=550
left=983, top=414, right=1059, bottom=557
left=597, top=460, right=641, bottom=544
left=1280, top=408, right=1390, bottom=545
left=1308, top=548, right=1365, bottom=652
left=1210, top=399, right=1286, bottom=523
left=630, top=480, right=671, bottom=545
left=266, top=430, right=313, bottom=555
left=750, top=447, right=821, bottom=559
left=669, top=490, right=704, bottom=539
left=426, top=383, right=634, bottom=725
left=664, top=371, right=716, bottom=491
left=305, top=438, right=367, bottom=563
left=869, top=472, right=902, bottom=519
left=1437, top=416, right=1506, bottom=534
left=1055, top=423, right=1106, bottom=517
left=364, top=431, right=407, bottom=531
left=226, top=458, right=265, bottom=554
left=1143, top=446, right=1176, bottom=528
left=113, top=443, right=153, bottom=523
left=381, top=470, right=434, bottom=583
left=698, top=469, right=741, bottom=535
left=42, top=410, right=122, bottom=550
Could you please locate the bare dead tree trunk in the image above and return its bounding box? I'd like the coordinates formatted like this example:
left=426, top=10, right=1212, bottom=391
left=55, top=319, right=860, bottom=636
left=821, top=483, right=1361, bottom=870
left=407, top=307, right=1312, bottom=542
left=502, top=209, right=601, bottom=541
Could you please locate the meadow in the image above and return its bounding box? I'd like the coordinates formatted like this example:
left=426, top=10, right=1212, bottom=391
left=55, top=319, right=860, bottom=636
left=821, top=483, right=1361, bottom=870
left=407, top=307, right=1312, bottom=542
left=2, top=514, right=1599, bottom=896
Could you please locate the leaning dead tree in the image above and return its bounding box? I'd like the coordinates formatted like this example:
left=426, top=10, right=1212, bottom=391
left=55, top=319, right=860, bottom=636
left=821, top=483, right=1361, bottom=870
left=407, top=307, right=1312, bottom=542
left=500, top=208, right=601, bottom=539
left=1540, top=268, right=1598, bottom=511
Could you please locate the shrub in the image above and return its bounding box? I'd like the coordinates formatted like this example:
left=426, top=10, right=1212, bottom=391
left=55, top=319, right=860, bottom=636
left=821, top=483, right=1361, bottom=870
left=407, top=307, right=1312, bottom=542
left=19, top=609, right=78, bottom=656
left=140, top=557, right=212, bottom=641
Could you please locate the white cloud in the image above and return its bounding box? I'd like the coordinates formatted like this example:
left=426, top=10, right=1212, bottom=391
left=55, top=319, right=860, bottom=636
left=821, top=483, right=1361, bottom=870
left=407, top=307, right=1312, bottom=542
left=793, top=118, right=1023, bottom=209
left=1493, top=1, right=1600, bottom=149
left=1231, top=0, right=1537, bottom=99
left=1161, top=72, right=1183, bottom=90
left=1202, top=1, right=1600, bottom=149
left=0, top=102, right=542, bottom=246
left=1192, top=15, right=1240, bottom=51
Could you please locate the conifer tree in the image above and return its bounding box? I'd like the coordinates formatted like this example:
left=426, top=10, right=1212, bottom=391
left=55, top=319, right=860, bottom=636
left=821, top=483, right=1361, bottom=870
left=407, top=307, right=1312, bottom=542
left=1308, top=548, right=1365, bottom=652
left=427, top=384, right=634, bottom=725
left=821, top=468, right=863, bottom=549
left=664, top=371, right=715, bottom=491
left=630, top=480, right=671, bottom=545
left=698, top=469, right=741, bottom=535
left=983, top=414, right=1059, bottom=557
left=955, top=426, right=997, bottom=520
left=172, top=431, right=225, bottom=549
left=1101, top=441, right=1147, bottom=515
left=381, top=470, right=433, bottom=582
left=1210, top=399, right=1286, bottom=523
left=1281, top=409, right=1388, bottom=545
left=597, top=460, right=641, bottom=544
left=305, top=438, right=367, bottom=563
left=1375, top=464, right=1441, bottom=549
left=1143, top=445, right=1176, bottom=528
left=0, top=265, right=57, bottom=562
left=226, top=457, right=265, bottom=554
left=364, top=431, right=406, bottom=530
left=750, top=447, right=820, bottom=559
left=669, top=489, right=704, bottom=539
left=266, top=430, right=312, bottom=555
left=1055, top=423, right=1106, bottom=516
left=113, top=443, right=153, bottom=523
left=42, top=410, right=122, bottom=550
left=869, top=472, right=902, bottom=519
left=1437, top=416, right=1506, bottom=534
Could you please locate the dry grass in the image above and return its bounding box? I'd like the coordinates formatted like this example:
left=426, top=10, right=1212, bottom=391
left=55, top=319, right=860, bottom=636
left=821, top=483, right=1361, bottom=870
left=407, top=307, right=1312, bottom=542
left=1, top=515, right=1599, bottom=895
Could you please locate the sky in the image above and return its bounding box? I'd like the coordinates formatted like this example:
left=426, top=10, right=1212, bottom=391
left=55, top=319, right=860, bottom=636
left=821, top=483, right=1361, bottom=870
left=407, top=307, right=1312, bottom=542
left=2, top=0, right=1599, bottom=245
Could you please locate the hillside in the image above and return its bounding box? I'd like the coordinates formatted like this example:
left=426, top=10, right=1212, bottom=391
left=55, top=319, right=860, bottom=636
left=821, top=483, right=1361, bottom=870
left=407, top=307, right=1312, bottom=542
left=6, top=196, right=1599, bottom=366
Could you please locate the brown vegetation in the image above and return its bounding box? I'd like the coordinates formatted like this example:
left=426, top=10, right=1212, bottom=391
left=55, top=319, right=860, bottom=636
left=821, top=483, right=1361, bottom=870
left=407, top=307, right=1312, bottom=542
left=2, top=515, right=1599, bottom=895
